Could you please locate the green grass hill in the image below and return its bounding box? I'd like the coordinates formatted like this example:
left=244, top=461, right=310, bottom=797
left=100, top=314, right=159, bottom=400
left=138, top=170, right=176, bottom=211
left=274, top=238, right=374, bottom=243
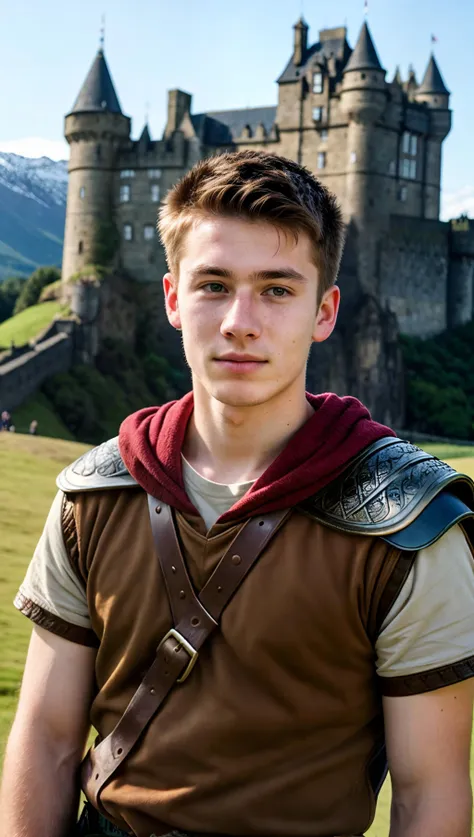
left=0, top=433, right=473, bottom=833
left=0, top=300, right=63, bottom=349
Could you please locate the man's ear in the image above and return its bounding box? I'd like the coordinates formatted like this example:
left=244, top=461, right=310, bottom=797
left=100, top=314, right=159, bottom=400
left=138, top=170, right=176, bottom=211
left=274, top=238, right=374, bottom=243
left=163, top=273, right=182, bottom=330
left=312, top=285, right=340, bottom=344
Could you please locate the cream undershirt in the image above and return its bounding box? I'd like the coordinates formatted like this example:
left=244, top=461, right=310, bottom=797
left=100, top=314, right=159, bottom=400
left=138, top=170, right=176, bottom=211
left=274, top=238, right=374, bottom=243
left=181, top=455, right=254, bottom=530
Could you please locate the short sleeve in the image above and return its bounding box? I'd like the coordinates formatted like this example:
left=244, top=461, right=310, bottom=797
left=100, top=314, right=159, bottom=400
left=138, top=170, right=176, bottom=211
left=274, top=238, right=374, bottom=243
left=376, top=524, right=474, bottom=696
left=14, top=491, right=97, bottom=647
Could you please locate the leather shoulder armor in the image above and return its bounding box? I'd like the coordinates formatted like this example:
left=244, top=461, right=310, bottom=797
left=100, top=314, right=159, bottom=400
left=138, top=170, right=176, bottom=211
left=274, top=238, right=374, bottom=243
left=300, top=437, right=474, bottom=549
left=56, top=437, right=138, bottom=493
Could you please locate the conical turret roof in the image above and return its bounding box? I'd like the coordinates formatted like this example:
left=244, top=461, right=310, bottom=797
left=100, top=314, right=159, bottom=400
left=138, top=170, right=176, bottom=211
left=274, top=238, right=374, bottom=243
left=417, top=54, right=449, bottom=95
left=139, top=124, right=151, bottom=144
left=70, top=49, right=122, bottom=114
left=392, top=66, right=403, bottom=85
left=345, top=22, right=384, bottom=72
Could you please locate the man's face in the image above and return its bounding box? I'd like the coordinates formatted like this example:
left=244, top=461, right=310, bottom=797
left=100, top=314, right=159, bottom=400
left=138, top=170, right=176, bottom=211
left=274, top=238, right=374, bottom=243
left=164, top=215, right=339, bottom=409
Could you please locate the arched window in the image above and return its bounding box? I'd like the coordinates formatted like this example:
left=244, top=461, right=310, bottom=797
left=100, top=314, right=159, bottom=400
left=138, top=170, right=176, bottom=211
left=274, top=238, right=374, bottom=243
left=78, top=241, right=83, bottom=254
left=79, top=186, right=85, bottom=199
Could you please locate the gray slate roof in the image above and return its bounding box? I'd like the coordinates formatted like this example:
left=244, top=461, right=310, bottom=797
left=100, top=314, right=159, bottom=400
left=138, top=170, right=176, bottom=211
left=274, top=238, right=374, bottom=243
left=344, top=22, right=383, bottom=72
left=70, top=49, right=123, bottom=115
left=277, top=34, right=351, bottom=84
left=192, top=106, right=277, bottom=145
left=418, top=54, right=450, bottom=95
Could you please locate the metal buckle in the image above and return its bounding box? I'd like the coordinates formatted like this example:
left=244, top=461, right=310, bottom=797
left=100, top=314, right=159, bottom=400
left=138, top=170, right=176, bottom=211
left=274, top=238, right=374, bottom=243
left=158, top=628, right=199, bottom=683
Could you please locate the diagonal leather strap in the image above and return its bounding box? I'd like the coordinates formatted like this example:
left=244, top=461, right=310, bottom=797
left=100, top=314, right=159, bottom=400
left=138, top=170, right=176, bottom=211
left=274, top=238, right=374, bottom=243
left=82, top=499, right=290, bottom=811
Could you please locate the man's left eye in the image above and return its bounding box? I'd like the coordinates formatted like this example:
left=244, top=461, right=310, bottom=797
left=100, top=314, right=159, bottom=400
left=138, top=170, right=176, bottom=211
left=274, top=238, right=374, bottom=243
left=265, top=287, right=289, bottom=297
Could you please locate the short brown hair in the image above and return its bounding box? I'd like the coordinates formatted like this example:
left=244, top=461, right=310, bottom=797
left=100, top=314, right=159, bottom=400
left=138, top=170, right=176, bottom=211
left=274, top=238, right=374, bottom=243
left=158, top=150, right=345, bottom=297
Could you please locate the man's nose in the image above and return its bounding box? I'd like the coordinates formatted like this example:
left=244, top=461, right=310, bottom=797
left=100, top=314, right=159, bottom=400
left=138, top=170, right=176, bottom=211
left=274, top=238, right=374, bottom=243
left=220, top=293, right=262, bottom=340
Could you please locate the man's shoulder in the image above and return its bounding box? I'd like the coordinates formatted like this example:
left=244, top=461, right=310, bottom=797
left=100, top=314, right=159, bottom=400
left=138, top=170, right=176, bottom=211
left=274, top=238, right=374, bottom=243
left=300, top=437, right=474, bottom=550
left=57, top=437, right=139, bottom=493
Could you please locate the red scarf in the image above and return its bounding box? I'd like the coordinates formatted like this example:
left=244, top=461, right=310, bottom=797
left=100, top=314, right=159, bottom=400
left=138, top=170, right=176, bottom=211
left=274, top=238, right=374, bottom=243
left=119, top=392, right=396, bottom=522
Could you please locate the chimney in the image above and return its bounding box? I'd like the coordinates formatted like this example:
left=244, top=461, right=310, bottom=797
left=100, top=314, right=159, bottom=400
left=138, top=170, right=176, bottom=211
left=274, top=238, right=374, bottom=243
left=165, top=89, right=192, bottom=137
left=293, top=18, right=308, bottom=66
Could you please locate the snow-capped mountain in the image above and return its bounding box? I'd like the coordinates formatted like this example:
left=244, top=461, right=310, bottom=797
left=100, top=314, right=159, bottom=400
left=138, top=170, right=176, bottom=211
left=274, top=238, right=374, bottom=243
left=0, top=153, right=68, bottom=279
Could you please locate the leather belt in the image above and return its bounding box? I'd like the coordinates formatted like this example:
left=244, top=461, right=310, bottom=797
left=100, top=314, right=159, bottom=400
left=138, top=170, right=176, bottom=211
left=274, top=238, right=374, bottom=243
left=81, top=499, right=291, bottom=812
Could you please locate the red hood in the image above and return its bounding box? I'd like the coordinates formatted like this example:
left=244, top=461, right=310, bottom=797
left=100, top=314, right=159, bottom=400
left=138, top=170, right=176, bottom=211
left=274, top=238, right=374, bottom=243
left=119, top=392, right=396, bottom=522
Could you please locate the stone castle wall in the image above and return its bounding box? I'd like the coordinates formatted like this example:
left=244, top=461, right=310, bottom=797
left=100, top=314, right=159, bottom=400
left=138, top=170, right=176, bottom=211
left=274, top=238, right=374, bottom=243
left=379, top=216, right=450, bottom=337
left=0, top=331, right=73, bottom=413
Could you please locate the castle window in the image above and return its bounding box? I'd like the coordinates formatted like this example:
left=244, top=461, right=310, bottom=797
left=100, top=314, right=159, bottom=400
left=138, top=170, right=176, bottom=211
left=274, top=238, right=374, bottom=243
left=148, top=169, right=162, bottom=179
left=120, top=185, right=131, bottom=203
left=312, top=106, right=323, bottom=122
left=409, top=159, right=417, bottom=180
left=320, top=129, right=328, bottom=142
left=410, top=135, right=418, bottom=156
left=151, top=184, right=160, bottom=203
left=400, top=158, right=411, bottom=179
left=79, top=186, right=85, bottom=199
left=123, top=224, right=133, bottom=241
left=350, top=151, right=357, bottom=164
left=120, top=169, right=135, bottom=178
left=144, top=225, right=155, bottom=241
left=78, top=241, right=83, bottom=254
left=313, top=72, right=323, bottom=94
left=398, top=186, right=408, bottom=202
left=317, top=152, right=326, bottom=170
left=402, top=132, right=411, bottom=154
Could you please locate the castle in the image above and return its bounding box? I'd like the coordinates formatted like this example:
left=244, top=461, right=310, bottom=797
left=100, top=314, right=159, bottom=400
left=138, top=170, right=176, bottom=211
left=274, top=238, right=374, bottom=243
left=60, top=17, right=474, bottom=424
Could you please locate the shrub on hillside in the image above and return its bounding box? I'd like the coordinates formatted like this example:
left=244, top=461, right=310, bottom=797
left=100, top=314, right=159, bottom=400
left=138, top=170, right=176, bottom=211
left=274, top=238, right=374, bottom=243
left=14, top=267, right=61, bottom=315
left=0, top=276, right=26, bottom=323
left=401, top=322, right=474, bottom=439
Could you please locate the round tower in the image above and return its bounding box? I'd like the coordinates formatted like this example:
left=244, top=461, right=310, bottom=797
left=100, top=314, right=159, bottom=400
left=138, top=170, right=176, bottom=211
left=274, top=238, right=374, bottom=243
left=61, top=49, right=131, bottom=282
left=414, top=55, right=451, bottom=219
left=339, top=22, right=387, bottom=224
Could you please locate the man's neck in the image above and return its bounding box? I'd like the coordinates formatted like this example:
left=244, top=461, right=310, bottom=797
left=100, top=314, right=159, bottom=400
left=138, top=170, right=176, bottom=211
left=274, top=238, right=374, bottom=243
left=182, top=380, right=314, bottom=485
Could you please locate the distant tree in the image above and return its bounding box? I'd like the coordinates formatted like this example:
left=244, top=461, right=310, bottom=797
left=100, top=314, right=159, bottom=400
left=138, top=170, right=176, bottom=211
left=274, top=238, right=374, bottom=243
left=0, top=276, right=26, bottom=323
left=14, top=266, right=61, bottom=315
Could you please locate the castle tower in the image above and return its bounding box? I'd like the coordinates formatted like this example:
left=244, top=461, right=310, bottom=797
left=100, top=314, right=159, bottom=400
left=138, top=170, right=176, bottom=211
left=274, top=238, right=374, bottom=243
left=61, top=48, right=131, bottom=282
left=414, top=55, right=451, bottom=219
left=293, top=17, right=309, bottom=66
left=339, top=22, right=387, bottom=224
left=339, top=23, right=387, bottom=292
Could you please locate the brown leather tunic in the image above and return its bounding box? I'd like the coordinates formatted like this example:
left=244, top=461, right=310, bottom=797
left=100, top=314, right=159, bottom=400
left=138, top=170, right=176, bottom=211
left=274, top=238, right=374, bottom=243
left=65, top=487, right=403, bottom=837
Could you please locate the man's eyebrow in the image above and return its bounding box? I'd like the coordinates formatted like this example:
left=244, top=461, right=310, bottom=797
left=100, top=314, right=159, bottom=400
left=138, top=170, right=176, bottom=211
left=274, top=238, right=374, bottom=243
left=191, top=265, right=232, bottom=278
left=190, top=265, right=307, bottom=281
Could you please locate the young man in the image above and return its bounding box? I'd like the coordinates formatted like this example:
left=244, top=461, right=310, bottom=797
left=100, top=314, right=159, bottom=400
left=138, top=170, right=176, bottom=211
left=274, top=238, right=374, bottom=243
left=1, top=151, right=474, bottom=837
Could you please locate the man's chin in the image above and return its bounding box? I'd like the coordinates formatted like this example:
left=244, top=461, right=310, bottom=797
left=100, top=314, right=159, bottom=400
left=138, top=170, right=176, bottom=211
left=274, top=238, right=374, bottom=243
left=207, top=382, right=275, bottom=409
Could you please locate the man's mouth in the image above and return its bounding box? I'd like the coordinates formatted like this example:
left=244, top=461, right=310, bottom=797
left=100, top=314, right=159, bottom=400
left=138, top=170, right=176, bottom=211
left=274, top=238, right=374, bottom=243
left=214, top=353, right=268, bottom=373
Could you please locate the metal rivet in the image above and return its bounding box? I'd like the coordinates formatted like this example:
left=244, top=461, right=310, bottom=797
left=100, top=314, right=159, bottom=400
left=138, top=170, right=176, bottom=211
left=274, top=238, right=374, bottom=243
left=217, top=585, right=223, bottom=592
left=171, top=565, right=177, bottom=573
left=179, top=590, right=186, bottom=599
left=150, top=687, right=155, bottom=694
left=259, top=520, right=264, bottom=526
left=231, top=554, right=242, bottom=565
left=155, top=505, right=161, bottom=514
left=191, top=616, right=200, bottom=626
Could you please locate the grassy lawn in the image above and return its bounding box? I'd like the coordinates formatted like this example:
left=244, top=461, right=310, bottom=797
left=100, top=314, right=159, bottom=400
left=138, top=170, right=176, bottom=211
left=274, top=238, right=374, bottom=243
left=10, top=392, right=75, bottom=440
left=0, top=433, right=90, bottom=755
left=0, top=300, right=64, bottom=348
left=0, top=432, right=473, bottom=833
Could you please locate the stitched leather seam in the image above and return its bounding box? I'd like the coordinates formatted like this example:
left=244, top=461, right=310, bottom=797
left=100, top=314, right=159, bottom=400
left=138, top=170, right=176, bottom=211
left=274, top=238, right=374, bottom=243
left=14, top=591, right=99, bottom=648
left=378, top=655, right=474, bottom=696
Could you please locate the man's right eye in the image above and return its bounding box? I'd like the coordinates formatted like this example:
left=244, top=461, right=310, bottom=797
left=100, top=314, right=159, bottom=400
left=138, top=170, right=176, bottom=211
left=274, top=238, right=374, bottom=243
left=205, top=282, right=226, bottom=293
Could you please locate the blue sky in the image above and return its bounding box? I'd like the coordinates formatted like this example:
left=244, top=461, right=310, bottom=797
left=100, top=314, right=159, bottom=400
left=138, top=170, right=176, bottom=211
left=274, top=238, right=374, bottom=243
left=1, top=0, right=472, bottom=218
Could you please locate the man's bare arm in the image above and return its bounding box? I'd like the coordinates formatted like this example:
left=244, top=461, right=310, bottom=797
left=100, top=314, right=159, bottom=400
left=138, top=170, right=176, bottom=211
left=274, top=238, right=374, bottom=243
left=0, top=625, right=96, bottom=837
left=384, top=679, right=474, bottom=837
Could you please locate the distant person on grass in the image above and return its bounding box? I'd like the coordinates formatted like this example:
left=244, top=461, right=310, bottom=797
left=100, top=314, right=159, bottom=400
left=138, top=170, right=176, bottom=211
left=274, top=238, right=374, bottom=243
left=29, top=419, right=38, bottom=436
left=1, top=151, right=474, bottom=837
